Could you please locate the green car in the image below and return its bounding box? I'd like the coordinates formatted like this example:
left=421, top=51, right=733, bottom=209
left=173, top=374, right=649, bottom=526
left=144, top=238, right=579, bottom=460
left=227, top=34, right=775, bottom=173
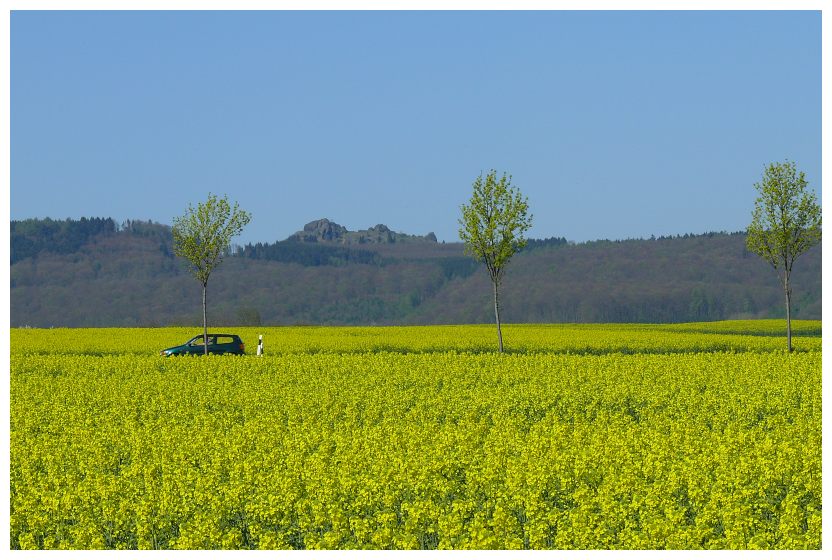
left=160, top=334, right=246, bottom=356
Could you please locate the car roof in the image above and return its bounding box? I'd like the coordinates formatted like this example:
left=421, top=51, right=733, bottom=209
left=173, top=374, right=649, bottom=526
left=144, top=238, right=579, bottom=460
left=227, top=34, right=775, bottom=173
left=189, top=334, right=241, bottom=338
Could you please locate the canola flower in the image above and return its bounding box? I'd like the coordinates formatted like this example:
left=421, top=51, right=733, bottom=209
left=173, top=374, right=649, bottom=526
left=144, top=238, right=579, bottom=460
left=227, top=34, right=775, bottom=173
left=9, top=322, right=822, bottom=549
left=9, top=319, right=822, bottom=356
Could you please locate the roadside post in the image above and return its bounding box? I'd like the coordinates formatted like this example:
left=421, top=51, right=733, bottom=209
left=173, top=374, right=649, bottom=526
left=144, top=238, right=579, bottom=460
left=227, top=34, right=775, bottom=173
left=257, top=334, right=263, bottom=356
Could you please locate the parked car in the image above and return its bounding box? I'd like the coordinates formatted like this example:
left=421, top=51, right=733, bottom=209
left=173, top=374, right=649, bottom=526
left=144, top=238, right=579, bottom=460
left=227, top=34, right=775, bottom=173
left=160, top=334, right=245, bottom=356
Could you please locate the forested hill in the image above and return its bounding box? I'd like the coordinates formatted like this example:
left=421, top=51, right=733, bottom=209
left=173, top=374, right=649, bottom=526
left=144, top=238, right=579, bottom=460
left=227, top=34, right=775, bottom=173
left=10, top=217, right=821, bottom=327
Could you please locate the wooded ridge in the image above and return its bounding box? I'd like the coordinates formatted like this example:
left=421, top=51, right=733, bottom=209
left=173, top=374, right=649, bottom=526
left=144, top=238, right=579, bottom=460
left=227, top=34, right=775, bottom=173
left=10, top=217, right=820, bottom=327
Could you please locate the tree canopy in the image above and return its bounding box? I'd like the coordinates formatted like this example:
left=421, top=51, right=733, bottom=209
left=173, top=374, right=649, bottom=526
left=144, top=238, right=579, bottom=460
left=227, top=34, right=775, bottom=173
left=458, top=170, right=532, bottom=286
left=172, top=194, right=252, bottom=287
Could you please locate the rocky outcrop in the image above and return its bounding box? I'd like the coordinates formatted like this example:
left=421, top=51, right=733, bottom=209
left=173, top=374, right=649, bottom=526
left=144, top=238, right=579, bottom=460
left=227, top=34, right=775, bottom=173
left=288, top=218, right=348, bottom=243
left=286, top=219, right=438, bottom=245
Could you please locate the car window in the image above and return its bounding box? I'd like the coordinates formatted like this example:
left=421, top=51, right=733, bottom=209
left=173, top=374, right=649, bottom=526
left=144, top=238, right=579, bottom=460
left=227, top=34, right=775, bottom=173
left=216, top=336, right=236, bottom=345
left=189, top=337, right=215, bottom=346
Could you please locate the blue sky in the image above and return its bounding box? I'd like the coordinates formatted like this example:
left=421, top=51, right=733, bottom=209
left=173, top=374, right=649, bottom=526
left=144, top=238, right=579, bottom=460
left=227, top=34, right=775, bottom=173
left=10, top=10, right=821, bottom=245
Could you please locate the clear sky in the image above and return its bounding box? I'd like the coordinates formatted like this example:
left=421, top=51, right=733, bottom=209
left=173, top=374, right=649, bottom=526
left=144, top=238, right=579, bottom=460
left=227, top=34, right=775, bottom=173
left=10, top=10, right=822, bottom=245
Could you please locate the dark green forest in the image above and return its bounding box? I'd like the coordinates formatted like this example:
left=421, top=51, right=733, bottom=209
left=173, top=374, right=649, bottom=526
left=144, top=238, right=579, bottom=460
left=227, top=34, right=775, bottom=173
left=10, top=218, right=821, bottom=327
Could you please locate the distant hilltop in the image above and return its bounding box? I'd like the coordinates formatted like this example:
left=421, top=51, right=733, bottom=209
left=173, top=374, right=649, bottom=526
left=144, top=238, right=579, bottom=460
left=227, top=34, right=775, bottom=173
left=286, top=218, right=438, bottom=245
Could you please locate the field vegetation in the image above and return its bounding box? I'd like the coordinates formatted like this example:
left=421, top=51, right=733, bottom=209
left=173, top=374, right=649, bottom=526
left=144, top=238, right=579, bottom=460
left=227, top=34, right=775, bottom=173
left=10, top=321, right=822, bottom=549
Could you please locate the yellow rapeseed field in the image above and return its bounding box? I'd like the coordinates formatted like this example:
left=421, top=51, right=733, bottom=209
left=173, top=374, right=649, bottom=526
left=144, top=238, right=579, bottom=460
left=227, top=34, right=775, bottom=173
left=9, top=321, right=821, bottom=549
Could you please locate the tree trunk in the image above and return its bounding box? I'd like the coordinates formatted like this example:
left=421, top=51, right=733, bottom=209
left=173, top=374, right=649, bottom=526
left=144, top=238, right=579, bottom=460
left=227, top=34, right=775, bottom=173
left=785, top=277, right=793, bottom=353
left=493, top=280, right=503, bottom=353
left=202, top=282, right=208, bottom=356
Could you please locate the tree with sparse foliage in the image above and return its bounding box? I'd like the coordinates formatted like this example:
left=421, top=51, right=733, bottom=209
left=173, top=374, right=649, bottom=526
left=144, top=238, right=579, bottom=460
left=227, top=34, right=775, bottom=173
left=459, top=170, right=532, bottom=352
left=172, top=194, right=251, bottom=355
left=746, top=161, right=821, bottom=352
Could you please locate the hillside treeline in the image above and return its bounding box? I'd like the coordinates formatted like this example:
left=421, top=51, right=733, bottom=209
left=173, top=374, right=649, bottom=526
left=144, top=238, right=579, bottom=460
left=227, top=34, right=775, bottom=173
left=9, top=217, right=821, bottom=327
left=235, top=241, right=381, bottom=267
left=11, top=217, right=117, bottom=264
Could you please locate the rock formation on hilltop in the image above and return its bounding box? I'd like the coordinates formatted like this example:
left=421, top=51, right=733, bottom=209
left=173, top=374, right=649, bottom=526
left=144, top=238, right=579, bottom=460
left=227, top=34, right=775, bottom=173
left=290, top=218, right=348, bottom=243
left=286, top=218, right=438, bottom=245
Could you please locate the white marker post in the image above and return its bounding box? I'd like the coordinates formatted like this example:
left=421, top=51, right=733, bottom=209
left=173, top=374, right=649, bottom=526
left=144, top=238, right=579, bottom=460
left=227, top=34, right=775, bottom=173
left=256, top=334, right=263, bottom=356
